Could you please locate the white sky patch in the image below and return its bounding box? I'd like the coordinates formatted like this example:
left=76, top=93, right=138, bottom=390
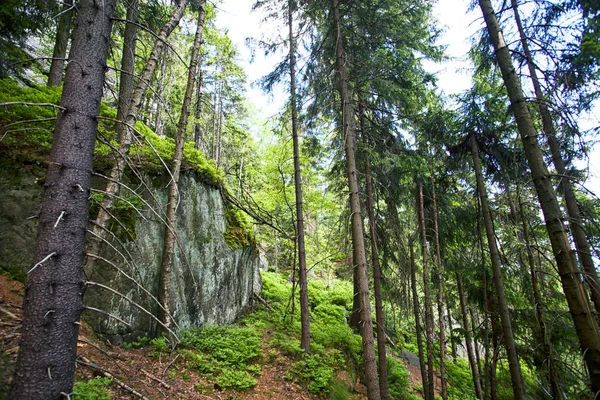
left=425, top=0, right=482, bottom=95
left=214, top=0, right=599, bottom=195
left=215, top=0, right=286, bottom=119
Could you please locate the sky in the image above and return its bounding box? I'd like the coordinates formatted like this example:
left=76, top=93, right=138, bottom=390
left=213, top=0, right=600, bottom=193
left=214, top=0, right=481, bottom=116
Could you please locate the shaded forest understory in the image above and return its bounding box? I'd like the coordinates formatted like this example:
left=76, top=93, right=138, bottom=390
left=1, top=0, right=600, bottom=399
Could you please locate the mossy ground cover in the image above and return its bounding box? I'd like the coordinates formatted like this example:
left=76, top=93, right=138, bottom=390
left=0, top=79, right=253, bottom=247
left=0, top=79, right=222, bottom=185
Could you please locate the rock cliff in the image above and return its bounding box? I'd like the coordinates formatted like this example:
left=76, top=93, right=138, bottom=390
left=0, top=162, right=263, bottom=342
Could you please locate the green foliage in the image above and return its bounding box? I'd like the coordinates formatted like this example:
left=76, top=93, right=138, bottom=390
left=249, top=272, right=363, bottom=395
left=446, top=358, right=478, bottom=400
left=181, top=325, right=262, bottom=391
left=72, top=376, right=112, bottom=400
left=0, top=80, right=224, bottom=186
left=0, top=79, right=61, bottom=162
left=387, top=357, right=413, bottom=399
left=214, top=368, right=257, bottom=391
left=181, top=326, right=262, bottom=367
left=289, top=351, right=344, bottom=393
left=224, top=204, right=253, bottom=248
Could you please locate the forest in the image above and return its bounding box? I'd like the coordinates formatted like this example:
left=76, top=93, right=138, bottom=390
left=0, top=0, right=599, bottom=399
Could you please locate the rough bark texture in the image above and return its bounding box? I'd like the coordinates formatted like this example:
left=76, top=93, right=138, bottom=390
left=417, top=182, right=435, bottom=400
left=360, top=118, right=389, bottom=399
left=9, top=0, right=116, bottom=397
left=330, top=1, right=381, bottom=398
left=288, top=0, right=311, bottom=354
left=410, top=238, right=430, bottom=400
left=47, top=0, right=73, bottom=87
left=158, top=1, right=206, bottom=331
left=470, top=133, right=526, bottom=399
left=511, top=0, right=600, bottom=323
left=85, top=0, right=187, bottom=277
left=457, top=274, right=483, bottom=399
left=477, top=0, right=600, bottom=391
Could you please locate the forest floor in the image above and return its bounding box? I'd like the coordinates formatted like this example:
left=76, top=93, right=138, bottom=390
left=0, top=272, right=435, bottom=399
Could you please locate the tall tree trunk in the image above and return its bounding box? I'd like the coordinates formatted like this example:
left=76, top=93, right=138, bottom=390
left=515, top=182, right=563, bottom=399
left=469, top=308, right=484, bottom=396
left=360, top=106, right=389, bottom=399
left=158, top=1, right=206, bottom=331
left=85, top=0, right=187, bottom=276
left=457, top=274, right=483, bottom=399
left=154, top=51, right=167, bottom=137
left=470, top=133, right=525, bottom=399
left=410, top=237, right=430, bottom=400
left=430, top=173, right=447, bottom=400
left=288, top=0, right=310, bottom=354
left=330, top=1, right=380, bottom=398
left=47, top=0, right=74, bottom=87
left=10, top=0, right=116, bottom=397
left=194, top=60, right=205, bottom=151
left=511, top=0, right=600, bottom=322
left=215, top=83, right=223, bottom=167
left=116, top=0, right=139, bottom=126
left=448, top=302, right=458, bottom=361
left=476, top=201, right=493, bottom=400
left=477, top=0, right=600, bottom=391
left=417, top=182, right=435, bottom=400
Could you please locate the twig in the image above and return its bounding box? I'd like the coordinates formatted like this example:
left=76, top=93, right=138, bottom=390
left=0, top=102, right=65, bottom=110
left=162, top=354, right=180, bottom=377
left=253, top=292, right=273, bottom=312
left=84, top=281, right=180, bottom=343
left=0, top=306, right=20, bottom=320
left=83, top=306, right=132, bottom=328
left=141, top=368, right=171, bottom=389
left=77, top=356, right=150, bottom=400
left=28, top=252, right=57, bottom=274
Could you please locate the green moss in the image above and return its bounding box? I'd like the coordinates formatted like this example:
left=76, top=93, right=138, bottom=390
left=88, top=191, right=143, bottom=243
left=0, top=79, right=224, bottom=186
left=72, top=376, right=112, bottom=399
left=224, top=205, right=253, bottom=248
left=181, top=326, right=262, bottom=391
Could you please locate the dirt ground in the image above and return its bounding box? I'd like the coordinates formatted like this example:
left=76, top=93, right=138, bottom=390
left=0, top=272, right=435, bottom=399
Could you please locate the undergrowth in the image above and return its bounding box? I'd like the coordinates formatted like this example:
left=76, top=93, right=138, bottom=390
left=180, top=326, right=263, bottom=392
left=72, top=376, right=112, bottom=399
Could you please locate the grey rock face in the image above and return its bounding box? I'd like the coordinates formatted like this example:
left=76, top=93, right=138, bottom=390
left=0, top=166, right=262, bottom=342
left=400, top=350, right=421, bottom=368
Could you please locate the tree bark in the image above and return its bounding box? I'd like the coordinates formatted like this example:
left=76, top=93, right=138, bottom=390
left=417, top=182, right=435, bottom=400
left=154, top=51, right=167, bottom=137
left=430, top=173, right=447, bottom=400
left=85, top=0, right=187, bottom=277
left=457, top=274, right=483, bottom=399
left=511, top=0, right=600, bottom=323
left=470, top=133, right=525, bottom=399
left=10, top=0, right=116, bottom=397
left=515, top=182, right=563, bottom=399
left=288, top=0, right=311, bottom=354
left=410, top=237, right=431, bottom=400
left=47, top=0, right=74, bottom=87
left=158, top=1, right=207, bottom=331
left=330, top=1, right=380, bottom=398
left=477, top=0, right=600, bottom=391
left=193, top=59, right=205, bottom=150
left=116, top=0, right=139, bottom=127
left=360, top=107, right=389, bottom=399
